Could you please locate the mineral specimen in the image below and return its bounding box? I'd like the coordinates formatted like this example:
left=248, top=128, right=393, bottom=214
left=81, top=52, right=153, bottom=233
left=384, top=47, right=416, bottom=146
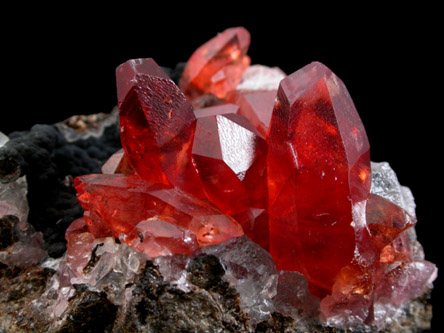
left=0, top=27, right=436, bottom=332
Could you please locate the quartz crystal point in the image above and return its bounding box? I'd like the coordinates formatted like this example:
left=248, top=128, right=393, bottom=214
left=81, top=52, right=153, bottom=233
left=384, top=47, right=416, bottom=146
left=179, top=27, right=251, bottom=100
left=117, top=58, right=205, bottom=198
left=267, top=62, right=371, bottom=298
left=74, top=173, right=243, bottom=247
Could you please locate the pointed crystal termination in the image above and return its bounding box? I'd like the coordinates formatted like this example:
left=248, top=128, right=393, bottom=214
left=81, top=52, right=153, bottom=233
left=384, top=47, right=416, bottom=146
left=192, top=104, right=268, bottom=216
left=101, top=149, right=134, bottom=175
left=74, top=173, right=244, bottom=247
left=267, top=62, right=371, bottom=298
left=179, top=27, right=251, bottom=100
left=117, top=58, right=205, bottom=198
left=225, top=90, right=277, bottom=138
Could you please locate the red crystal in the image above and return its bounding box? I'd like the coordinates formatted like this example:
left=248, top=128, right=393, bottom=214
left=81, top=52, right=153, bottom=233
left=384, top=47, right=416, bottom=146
left=179, top=27, right=251, bottom=100
left=366, top=193, right=416, bottom=264
left=192, top=104, right=268, bottom=215
left=74, top=173, right=243, bottom=247
left=267, top=62, right=371, bottom=298
left=117, top=58, right=205, bottom=198
left=225, top=90, right=277, bottom=138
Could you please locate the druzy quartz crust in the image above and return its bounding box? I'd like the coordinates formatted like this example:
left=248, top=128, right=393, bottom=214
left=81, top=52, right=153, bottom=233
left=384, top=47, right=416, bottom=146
left=0, top=27, right=436, bottom=332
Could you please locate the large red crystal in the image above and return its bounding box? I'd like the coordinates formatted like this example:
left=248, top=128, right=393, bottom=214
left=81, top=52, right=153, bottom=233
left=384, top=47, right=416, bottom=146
left=267, top=62, right=371, bottom=298
left=117, top=58, right=205, bottom=198
left=179, top=27, right=251, bottom=100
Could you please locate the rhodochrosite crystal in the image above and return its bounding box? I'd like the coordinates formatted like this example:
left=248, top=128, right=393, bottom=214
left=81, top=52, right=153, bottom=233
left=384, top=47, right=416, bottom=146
left=65, top=27, right=437, bottom=331
left=116, top=58, right=205, bottom=198
left=267, top=62, right=371, bottom=298
left=179, top=27, right=251, bottom=100
left=74, top=174, right=243, bottom=247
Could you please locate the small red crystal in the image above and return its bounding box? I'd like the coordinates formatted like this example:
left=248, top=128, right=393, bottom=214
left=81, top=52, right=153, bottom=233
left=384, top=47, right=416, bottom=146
left=179, top=27, right=251, bottom=100
left=74, top=173, right=243, bottom=247
left=225, top=90, right=277, bottom=138
left=267, top=62, right=371, bottom=298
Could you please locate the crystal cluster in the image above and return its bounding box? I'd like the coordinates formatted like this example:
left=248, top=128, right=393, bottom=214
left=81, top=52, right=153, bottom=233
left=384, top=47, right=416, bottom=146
left=66, top=27, right=436, bottom=330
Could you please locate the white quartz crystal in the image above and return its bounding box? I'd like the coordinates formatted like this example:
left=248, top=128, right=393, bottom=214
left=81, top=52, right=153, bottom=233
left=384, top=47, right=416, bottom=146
left=371, top=161, right=416, bottom=217
left=236, top=65, right=286, bottom=91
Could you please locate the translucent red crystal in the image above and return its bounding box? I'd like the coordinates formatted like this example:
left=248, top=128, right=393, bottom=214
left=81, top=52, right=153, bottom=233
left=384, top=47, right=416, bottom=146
left=179, top=27, right=251, bottom=100
left=225, top=90, right=277, bottom=138
left=74, top=173, right=243, bottom=247
left=117, top=58, right=205, bottom=198
left=192, top=104, right=268, bottom=215
left=267, top=62, right=371, bottom=298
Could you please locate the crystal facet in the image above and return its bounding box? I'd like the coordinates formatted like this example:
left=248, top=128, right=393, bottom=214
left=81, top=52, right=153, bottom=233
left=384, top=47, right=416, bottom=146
left=192, top=104, right=268, bottom=215
left=74, top=173, right=243, bottom=247
left=267, top=62, right=371, bottom=298
left=117, top=58, right=204, bottom=198
left=179, top=27, right=251, bottom=100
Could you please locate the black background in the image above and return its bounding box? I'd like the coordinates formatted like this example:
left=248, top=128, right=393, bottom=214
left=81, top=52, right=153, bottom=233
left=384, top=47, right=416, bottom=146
left=2, top=7, right=442, bottom=330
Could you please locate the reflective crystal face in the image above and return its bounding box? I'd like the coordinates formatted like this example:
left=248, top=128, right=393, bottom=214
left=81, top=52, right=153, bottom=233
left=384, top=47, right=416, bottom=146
left=192, top=104, right=268, bottom=215
left=267, top=62, right=371, bottom=298
left=179, top=27, right=251, bottom=100
left=75, top=174, right=243, bottom=247
left=117, top=58, right=205, bottom=198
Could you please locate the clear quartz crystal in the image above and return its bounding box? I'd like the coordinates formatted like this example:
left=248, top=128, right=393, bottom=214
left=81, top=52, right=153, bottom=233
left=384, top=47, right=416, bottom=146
left=371, top=161, right=416, bottom=216
left=35, top=236, right=147, bottom=326
left=371, top=161, right=424, bottom=260
left=199, top=235, right=278, bottom=324
left=70, top=237, right=147, bottom=304
left=154, top=254, right=193, bottom=292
